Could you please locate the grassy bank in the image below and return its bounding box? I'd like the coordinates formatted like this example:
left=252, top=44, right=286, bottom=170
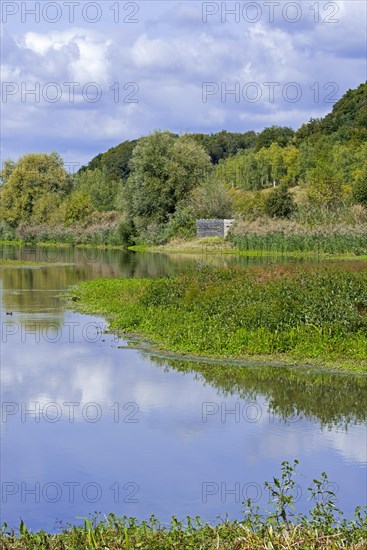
left=2, top=461, right=366, bottom=549
left=148, top=234, right=367, bottom=258
left=67, top=264, right=367, bottom=373
left=0, top=214, right=124, bottom=247
left=130, top=240, right=367, bottom=262
left=0, top=240, right=130, bottom=251
left=230, top=232, right=367, bottom=256
left=228, top=219, right=367, bottom=256
left=3, top=216, right=367, bottom=260
left=2, top=237, right=367, bottom=262
left=129, top=218, right=367, bottom=257
left=0, top=259, right=74, bottom=268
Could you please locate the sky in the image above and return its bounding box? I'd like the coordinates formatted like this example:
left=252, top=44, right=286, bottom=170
left=1, top=0, right=366, bottom=169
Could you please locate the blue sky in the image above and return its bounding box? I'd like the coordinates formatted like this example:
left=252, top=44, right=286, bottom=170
left=1, top=1, right=366, bottom=169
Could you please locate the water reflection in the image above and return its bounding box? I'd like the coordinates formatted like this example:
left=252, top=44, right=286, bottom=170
left=0, top=244, right=315, bottom=329
left=0, top=247, right=194, bottom=328
left=4, top=314, right=365, bottom=431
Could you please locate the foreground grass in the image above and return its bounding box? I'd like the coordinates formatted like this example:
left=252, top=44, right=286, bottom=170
left=2, top=462, right=367, bottom=549
left=67, top=264, right=367, bottom=373
left=0, top=240, right=25, bottom=246
left=2, top=517, right=366, bottom=549
left=2, top=462, right=366, bottom=549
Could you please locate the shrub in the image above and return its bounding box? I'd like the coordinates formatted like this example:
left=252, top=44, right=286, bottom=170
left=189, top=178, right=234, bottom=219
left=118, top=220, right=136, bottom=247
left=352, top=176, right=367, bottom=207
left=264, top=184, right=296, bottom=219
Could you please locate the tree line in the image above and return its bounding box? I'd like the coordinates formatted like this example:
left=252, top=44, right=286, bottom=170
left=1, top=82, right=366, bottom=245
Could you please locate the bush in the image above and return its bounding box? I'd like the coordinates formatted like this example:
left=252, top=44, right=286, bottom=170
left=352, top=176, right=367, bottom=207
left=0, top=222, right=16, bottom=241
left=232, top=190, right=267, bottom=219
left=162, top=207, right=196, bottom=241
left=190, top=178, right=234, bottom=219
left=117, top=220, right=136, bottom=247
left=264, top=184, right=296, bottom=219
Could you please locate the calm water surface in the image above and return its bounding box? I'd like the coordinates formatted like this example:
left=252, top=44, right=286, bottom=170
left=1, top=246, right=366, bottom=532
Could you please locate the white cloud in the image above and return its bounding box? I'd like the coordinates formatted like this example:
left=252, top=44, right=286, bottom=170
left=17, top=29, right=112, bottom=83
left=1, top=0, right=365, bottom=162
left=326, top=428, right=367, bottom=465
left=131, top=33, right=180, bottom=69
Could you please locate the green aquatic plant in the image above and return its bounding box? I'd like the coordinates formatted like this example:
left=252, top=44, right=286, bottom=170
left=67, top=264, right=367, bottom=372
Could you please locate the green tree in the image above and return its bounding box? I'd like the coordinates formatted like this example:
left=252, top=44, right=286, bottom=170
left=298, top=136, right=335, bottom=185
left=255, top=147, right=272, bottom=188
left=282, top=145, right=300, bottom=186
left=60, top=191, right=94, bottom=226
left=307, top=162, right=344, bottom=210
left=215, top=150, right=261, bottom=191
left=80, top=140, right=139, bottom=181
left=74, top=168, right=120, bottom=211
left=350, top=143, right=367, bottom=206
left=264, top=184, right=296, bottom=219
left=0, top=159, right=16, bottom=185
left=331, top=143, right=359, bottom=189
left=267, top=143, right=286, bottom=186
left=352, top=174, right=367, bottom=207
left=294, top=118, right=322, bottom=144
left=253, top=143, right=299, bottom=188
left=167, top=136, right=212, bottom=203
left=124, top=131, right=212, bottom=232
left=295, top=83, right=367, bottom=145
left=190, top=130, right=256, bottom=163
left=255, top=126, right=294, bottom=151
left=0, top=152, right=70, bottom=227
left=351, top=145, right=367, bottom=206
left=31, top=193, right=62, bottom=225
left=124, top=131, right=175, bottom=226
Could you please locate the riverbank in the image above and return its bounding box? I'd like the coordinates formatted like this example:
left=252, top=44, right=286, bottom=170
left=67, top=264, right=367, bottom=374
left=2, top=461, right=366, bottom=549
left=2, top=515, right=366, bottom=549
left=0, top=259, right=74, bottom=268
left=130, top=238, right=367, bottom=262
left=0, top=240, right=127, bottom=251
left=2, top=238, right=367, bottom=262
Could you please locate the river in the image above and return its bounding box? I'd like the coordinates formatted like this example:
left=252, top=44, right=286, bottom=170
left=0, top=245, right=366, bottom=532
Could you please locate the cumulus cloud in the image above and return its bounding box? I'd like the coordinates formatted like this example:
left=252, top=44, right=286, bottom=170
left=131, top=33, right=181, bottom=69
left=16, top=28, right=113, bottom=82
left=1, top=0, right=366, bottom=162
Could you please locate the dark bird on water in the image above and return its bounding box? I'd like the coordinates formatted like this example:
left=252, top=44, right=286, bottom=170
left=5, top=312, right=13, bottom=315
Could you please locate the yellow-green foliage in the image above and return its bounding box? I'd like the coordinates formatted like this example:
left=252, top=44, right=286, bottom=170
left=0, top=152, right=70, bottom=227
left=214, top=143, right=300, bottom=191
left=59, top=190, right=95, bottom=226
